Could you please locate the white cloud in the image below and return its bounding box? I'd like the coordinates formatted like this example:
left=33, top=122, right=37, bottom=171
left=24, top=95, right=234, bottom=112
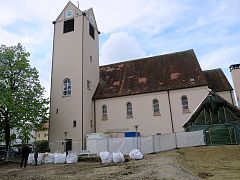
left=199, top=46, right=240, bottom=70
left=1, top=0, right=240, bottom=99
left=100, top=32, right=146, bottom=65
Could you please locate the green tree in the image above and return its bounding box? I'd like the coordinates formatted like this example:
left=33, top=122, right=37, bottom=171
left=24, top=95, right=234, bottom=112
left=0, top=43, right=49, bottom=149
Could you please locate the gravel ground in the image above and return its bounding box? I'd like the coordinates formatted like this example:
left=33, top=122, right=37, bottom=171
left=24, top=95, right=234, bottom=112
left=0, top=151, right=200, bottom=180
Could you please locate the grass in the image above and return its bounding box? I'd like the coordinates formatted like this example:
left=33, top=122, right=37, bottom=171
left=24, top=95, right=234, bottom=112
left=175, top=145, right=240, bottom=179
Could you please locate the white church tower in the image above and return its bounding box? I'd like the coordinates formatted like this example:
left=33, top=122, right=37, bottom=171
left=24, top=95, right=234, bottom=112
left=230, top=64, right=240, bottom=107
left=49, top=1, right=99, bottom=153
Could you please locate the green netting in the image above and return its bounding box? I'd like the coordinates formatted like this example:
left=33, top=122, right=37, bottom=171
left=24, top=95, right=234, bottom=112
left=235, top=124, right=240, bottom=144
left=187, top=122, right=240, bottom=145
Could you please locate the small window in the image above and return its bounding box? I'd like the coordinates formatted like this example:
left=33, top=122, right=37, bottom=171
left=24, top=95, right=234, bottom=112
left=44, top=133, right=47, bottom=137
left=63, top=78, right=71, bottom=96
left=127, top=102, right=133, bottom=118
left=38, top=134, right=40, bottom=138
left=87, top=80, right=91, bottom=90
left=90, top=120, right=93, bottom=127
left=153, top=99, right=160, bottom=116
left=73, top=120, right=76, bottom=127
left=181, top=95, right=190, bottom=113
left=90, top=56, right=92, bottom=63
left=89, top=23, right=95, bottom=39
left=63, top=19, right=74, bottom=33
left=56, top=108, right=59, bottom=114
left=102, top=105, right=107, bottom=120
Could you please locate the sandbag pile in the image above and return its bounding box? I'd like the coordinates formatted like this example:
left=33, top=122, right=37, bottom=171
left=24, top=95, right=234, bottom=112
left=129, top=149, right=143, bottom=160
left=44, top=153, right=54, bottom=164
left=99, top=151, right=112, bottom=164
left=66, top=153, right=78, bottom=164
left=99, top=149, right=144, bottom=164
left=53, top=153, right=66, bottom=164
left=27, top=152, right=78, bottom=165
left=27, top=153, right=34, bottom=165
left=112, top=152, right=125, bottom=163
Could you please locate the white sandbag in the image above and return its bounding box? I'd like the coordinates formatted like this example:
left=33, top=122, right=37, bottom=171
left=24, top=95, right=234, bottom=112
left=99, top=151, right=112, bottom=164
left=37, top=153, right=44, bottom=164
left=112, top=152, right=125, bottom=163
left=27, top=153, right=34, bottom=164
left=44, top=153, right=54, bottom=164
left=66, top=153, right=78, bottom=164
left=129, top=149, right=143, bottom=160
left=53, top=153, right=66, bottom=164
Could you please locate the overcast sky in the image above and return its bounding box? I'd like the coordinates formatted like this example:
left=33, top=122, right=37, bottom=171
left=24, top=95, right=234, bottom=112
left=0, top=0, right=240, bottom=98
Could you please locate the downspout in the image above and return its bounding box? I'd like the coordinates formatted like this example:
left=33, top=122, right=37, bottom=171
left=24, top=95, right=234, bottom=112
left=167, top=90, right=177, bottom=148
left=230, top=90, right=235, bottom=106
left=81, top=13, right=86, bottom=150
left=49, top=20, right=56, bottom=151
left=93, top=100, right=96, bottom=132
left=167, top=91, right=174, bottom=133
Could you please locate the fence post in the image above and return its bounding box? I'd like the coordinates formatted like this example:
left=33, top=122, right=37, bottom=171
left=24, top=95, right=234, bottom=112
left=174, top=132, right=178, bottom=149
left=152, top=135, right=156, bottom=153
left=107, top=136, right=109, bottom=152
left=159, top=135, right=161, bottom=152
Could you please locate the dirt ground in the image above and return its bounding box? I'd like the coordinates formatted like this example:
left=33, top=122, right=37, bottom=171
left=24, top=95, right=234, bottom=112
left=0, top=145, right=239, bottom=180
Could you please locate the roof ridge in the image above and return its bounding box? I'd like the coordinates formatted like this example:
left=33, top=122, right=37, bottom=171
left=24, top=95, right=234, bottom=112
left=100, top=49, right=194, bottom=68
left=203, top=68, right=222, bottom=72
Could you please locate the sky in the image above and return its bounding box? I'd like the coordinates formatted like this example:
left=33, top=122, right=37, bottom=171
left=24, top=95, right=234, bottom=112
left=0, top=0, right=240, bottom=98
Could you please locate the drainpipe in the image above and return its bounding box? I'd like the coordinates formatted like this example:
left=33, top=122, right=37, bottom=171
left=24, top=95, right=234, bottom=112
left=167, top=91, right=174, bottom=133
left=230, top=90, right=235, bottom=106
left=167, top=90, right=178, bottom=148
left=81, top=13, right=86, bottom=150
left=93, top=100, right=96, bottom=132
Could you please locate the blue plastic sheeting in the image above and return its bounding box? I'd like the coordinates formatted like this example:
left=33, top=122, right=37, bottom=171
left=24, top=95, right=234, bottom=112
left=125, top=132, right=140, bottom=137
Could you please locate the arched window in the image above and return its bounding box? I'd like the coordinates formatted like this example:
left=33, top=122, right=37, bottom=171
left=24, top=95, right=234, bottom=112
left=181, top=95, right=189, bottom=112
left=153, top=99, right=160, bottom=115
left=63, top=78, right=71, bottom=96
left=102, top=105, right=107, bottom=120
left=127, top=102, right=133, bottom=118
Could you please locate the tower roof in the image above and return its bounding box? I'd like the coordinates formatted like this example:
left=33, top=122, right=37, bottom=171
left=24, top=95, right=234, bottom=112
left=54, top=1, right=98, bottom=31
left=230, top=64, right=240, bottom=72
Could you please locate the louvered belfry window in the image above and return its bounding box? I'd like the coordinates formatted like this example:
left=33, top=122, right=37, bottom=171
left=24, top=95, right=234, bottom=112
left=63, top=19, right=74, bottom=33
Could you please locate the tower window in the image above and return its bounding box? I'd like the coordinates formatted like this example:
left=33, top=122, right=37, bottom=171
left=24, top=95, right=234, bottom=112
left=102, top=105, right=108, bottom=120
left=181, top=95, right=190, bottom=113
left=89, top=23, right=94, bottom=39
left=63, top=78, right=71, bottom=96
left=87, top=80, right=91, bottom=90
left=90, top=56, right=92, bottom=63
left=127, top=102, right=133, bottom=118
left=153, top=99, right=160, bottom=116
left=63, top=19, right=74, bottom=33
left=73, top=120, right=76, bottom=127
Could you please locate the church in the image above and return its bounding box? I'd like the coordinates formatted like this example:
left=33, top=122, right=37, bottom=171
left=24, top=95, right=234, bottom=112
left=49, top=1, right=238, bottom=153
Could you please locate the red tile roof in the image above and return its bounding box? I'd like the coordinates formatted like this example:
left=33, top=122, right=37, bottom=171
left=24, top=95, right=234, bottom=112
left=93, top=49, right=209, bottom=99
left=203, top=69, right=233, bottom=92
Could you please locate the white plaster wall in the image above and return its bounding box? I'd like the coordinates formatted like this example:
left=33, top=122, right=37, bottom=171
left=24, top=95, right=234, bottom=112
left=216, top=91, right=234, bottom=105
left=95, top=91, right=173, bottom=136
left=169, top=86, right=209, bottom=132
left=231, top=69, right=240, bottom=107
left=95, top=86, right=210, bottom=135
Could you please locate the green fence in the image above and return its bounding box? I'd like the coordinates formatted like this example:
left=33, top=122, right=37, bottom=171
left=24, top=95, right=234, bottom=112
left=187, top=122, right=240, bottom=145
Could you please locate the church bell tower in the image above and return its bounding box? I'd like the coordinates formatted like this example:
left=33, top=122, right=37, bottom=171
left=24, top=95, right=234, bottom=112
left=49, top=1, right=99, bottom=153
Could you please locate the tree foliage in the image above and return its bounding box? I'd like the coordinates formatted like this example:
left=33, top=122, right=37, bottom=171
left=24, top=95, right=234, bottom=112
left=0, top=43, right=49, bottom=149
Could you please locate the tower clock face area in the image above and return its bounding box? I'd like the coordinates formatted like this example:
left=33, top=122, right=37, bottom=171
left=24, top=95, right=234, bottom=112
left=89, top=16, right=94, bottom=24
left=65, top=9, right=74, bottom=19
